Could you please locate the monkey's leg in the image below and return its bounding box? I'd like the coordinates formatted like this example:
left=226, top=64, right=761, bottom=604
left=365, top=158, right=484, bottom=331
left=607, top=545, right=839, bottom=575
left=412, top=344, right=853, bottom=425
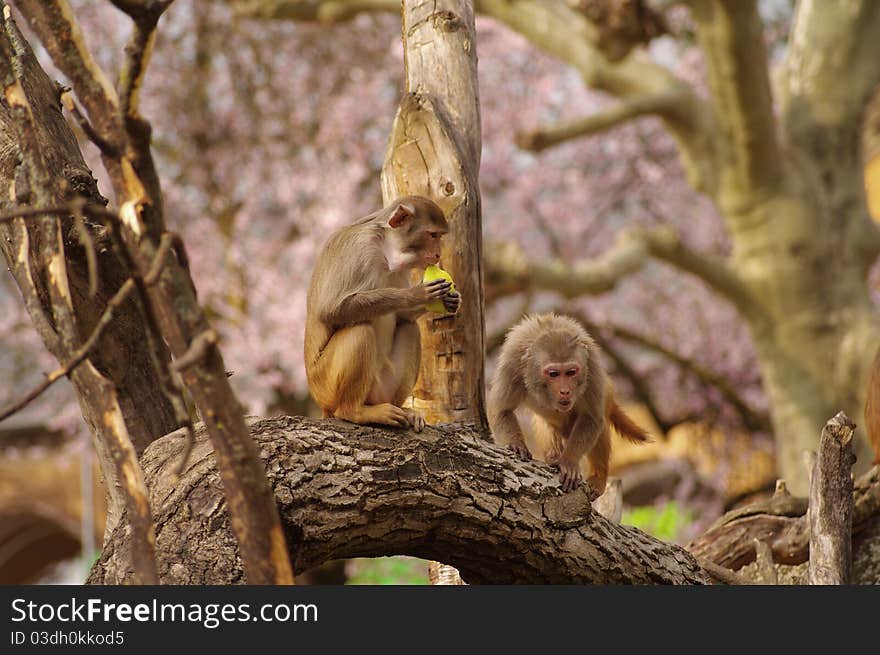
left=531, top=414, right=562, bottom=465
left=585, top=426, right=611, bottom=499
left=388, top=321, right=425, bottom=432
left=314, top=325, right=410, bottom=428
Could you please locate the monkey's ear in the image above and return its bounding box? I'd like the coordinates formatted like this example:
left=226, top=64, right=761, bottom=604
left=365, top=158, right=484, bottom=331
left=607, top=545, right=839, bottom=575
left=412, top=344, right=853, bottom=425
left=576, top=335, right=592, bottom=353
left=388, top=203, right=415, bottom=228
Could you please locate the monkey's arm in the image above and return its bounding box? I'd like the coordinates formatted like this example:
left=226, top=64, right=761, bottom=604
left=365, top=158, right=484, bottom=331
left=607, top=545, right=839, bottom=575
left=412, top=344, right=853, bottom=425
left=557, top=410, right=604, bottom=493
left=488, top=380, right=531, bottom=461
left=321, top=280, right=451, bottom=326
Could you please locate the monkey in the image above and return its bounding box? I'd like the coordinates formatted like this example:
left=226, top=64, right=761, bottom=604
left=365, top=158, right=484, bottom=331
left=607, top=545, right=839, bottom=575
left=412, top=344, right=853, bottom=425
left=865, top=345, right=880, bottom=465
left=304, top=195, right=460, bottom=432
left=488, top=313, right=650, bottom=496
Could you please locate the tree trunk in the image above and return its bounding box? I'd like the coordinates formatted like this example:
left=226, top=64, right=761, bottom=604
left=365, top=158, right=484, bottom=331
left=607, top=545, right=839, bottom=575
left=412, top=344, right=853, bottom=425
left=382, top=0, right=486, bottom=585
left=88, top=416, right=712, bottom=585
left=381, top=0, right=486, bottom=427
left=0, top=8, right=178, bottom=562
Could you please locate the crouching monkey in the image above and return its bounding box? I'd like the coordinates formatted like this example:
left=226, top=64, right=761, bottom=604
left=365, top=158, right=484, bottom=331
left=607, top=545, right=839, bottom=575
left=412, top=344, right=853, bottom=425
left=305, top=196, right=460, bottom=431
left=488, top=313, right=650, bottom=495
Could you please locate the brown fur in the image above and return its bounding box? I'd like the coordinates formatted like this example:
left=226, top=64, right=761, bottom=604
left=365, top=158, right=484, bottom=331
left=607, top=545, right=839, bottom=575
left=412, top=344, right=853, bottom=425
left=866, top=345, right=880, bottom=465
left=304, top=196, right=457, bottom=431
left=488, top=313, right=650, bottom=495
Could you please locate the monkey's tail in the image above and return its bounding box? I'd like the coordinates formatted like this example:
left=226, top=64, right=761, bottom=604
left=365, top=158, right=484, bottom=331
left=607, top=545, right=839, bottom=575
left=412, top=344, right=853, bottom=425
left=606, top=386, right=652, bottom=444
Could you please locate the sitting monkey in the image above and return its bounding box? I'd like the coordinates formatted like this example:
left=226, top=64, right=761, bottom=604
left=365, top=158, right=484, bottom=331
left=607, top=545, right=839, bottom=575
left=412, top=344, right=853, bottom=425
left=305, top=196, right=460, bottom=431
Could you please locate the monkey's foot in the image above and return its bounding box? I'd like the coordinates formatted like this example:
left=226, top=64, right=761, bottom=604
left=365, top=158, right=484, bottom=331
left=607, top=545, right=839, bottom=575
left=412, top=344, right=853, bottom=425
left=404, top=409, right=425, bottom=432
left=336, top=403, right=411, bottom=429
left=558, top=461, right=583, bottom=493
left=508, top=443, right=532, bottom=461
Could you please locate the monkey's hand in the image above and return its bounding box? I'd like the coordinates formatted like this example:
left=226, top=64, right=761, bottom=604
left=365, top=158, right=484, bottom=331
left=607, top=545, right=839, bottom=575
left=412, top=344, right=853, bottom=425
left=442, top=290, right=461, bottom=315
left=404, top=408, right=425, bottom=433
left=507, top=442, right=532, bottom=461
left=411, top=278, right=452, bottom=306
left=544, top=444, right=563, bottom=466
left=558, top=458, right=583, bottom=493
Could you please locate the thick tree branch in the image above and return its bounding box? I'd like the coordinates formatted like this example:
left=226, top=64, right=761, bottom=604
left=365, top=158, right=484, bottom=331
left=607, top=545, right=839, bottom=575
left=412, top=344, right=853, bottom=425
left=689, top=0, right=782, bottom=199
left=13, top=0, right=123, bottom=146
left=90, top=417, right=713, bottom=585
left=516, top=91, right=687, bottom=152
left=486, top=225, right=765, bottom=325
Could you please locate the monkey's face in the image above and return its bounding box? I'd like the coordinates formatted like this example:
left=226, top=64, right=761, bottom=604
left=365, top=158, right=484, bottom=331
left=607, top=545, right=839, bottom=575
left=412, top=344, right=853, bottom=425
left=386, top=198, right=448, bottom=270
left=540, top=361, right=583, bottom=413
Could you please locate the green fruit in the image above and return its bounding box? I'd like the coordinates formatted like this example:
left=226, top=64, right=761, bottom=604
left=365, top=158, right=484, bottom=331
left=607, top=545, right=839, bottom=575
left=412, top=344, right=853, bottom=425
left=422, top=264, right=456, bottom=314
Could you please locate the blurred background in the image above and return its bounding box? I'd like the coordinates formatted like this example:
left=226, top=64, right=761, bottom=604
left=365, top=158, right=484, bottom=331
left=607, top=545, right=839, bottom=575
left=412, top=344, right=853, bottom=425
left=2, top=0, right=878, bottom=584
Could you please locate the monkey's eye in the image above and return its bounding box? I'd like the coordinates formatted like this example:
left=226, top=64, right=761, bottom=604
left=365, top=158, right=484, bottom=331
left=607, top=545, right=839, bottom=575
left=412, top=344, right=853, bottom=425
left=547, top=370, right=560, bottom=378
left=429, top=231, right=442, bottom=239
left=565, top=369, right=577, bottom=377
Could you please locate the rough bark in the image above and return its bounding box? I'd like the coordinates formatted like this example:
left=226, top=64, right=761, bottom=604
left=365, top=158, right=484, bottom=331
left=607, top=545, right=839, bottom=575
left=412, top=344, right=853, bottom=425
left=88, top=416, right=712, bottom=585
left=12, top=0, right=293, bottom=584
left=807, top=412, right=855, bottom=584
left=688, top=463, right=880, bottom=572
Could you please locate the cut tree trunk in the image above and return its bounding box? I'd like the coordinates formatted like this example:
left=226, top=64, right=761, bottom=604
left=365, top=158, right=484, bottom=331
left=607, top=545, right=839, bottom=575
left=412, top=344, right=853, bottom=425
left=807, top=412, right=855, bottom=584
left=88, top=416, right=712, bottom=585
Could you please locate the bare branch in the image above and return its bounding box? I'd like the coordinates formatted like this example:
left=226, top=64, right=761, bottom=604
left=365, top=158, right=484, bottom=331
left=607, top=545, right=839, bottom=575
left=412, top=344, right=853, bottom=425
left=695, top=556, right=748, bottom=585
left=0, top=278, right=134, bottom=422
left=486, top=224, right=765, bottom=325
left=14, top=0, right=122, bottom=143
left=60, top=89, right=121, bottom=157
left=753, top=539, right=778, bottom=585
left=230, top=0, right=398, bottom=22
left=605, top=321, right=771, bottom=433
left=0, top=225, right=175, bottom=423
left=516, top=91, right=686, bottom=152
left=171, top=329, right=220, bottom=373
left=690, top=0, right=782, bottom=193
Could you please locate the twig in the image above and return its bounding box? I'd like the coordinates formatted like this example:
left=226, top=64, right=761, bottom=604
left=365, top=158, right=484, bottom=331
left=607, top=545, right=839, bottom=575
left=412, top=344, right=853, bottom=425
left=60, top=90, right=121, bottom=157
left=0, top=278, right=133, bottom=422
left=172, top=329, right=219, bottom=373
left=0, top=224, right=177, bottom=422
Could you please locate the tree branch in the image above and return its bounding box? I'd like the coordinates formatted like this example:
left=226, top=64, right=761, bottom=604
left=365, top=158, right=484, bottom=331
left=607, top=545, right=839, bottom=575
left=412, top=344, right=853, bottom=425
left=516, top=91, right=687, bottom=152
left=689, top=0, right=782, bottom=196
left=90, top=416, right=713, bottom=585
left=688, top=462, right=880, bottom=572
left=602, top=321, right=771, bottom=433
left=486, top=225, right=765, bottom=325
